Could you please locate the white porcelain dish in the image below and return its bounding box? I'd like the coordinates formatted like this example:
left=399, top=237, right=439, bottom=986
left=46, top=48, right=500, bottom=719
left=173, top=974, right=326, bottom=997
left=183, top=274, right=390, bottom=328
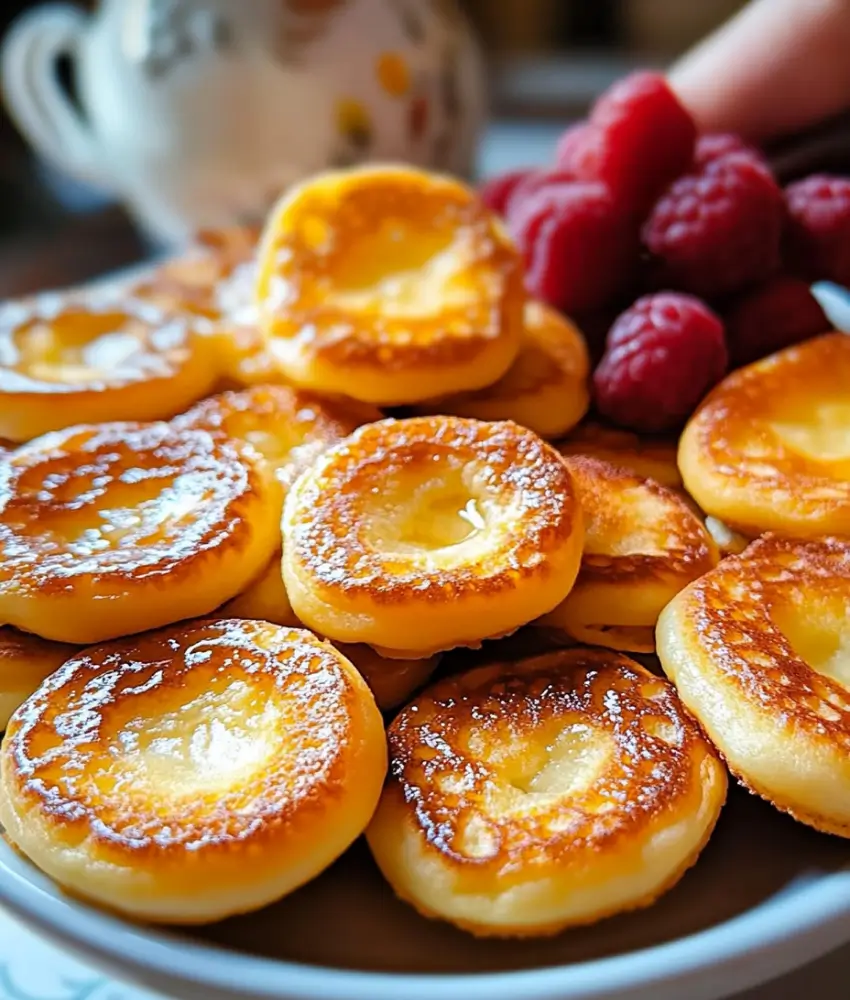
left=0, top=782, right=848, bottom=1000
left=0, top=243, right=847, bottom=999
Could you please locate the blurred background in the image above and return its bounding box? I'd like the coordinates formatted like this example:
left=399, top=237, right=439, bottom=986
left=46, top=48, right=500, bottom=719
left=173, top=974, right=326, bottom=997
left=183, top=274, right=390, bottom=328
left=0, top=0, right=746, bottom=295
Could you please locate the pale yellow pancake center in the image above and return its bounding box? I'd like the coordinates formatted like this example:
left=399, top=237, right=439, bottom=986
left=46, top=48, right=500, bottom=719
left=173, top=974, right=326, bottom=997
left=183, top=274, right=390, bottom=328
left=770, top=399, right=850, bottom=463
left=102, top=677, right=285, bottom=799
left=773, top=600, right=850, bottom=691
left=329, top=225, right=470, bottom=321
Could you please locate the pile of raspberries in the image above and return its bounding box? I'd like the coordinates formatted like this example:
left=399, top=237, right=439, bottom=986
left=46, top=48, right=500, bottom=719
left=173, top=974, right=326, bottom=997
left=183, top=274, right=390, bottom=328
left=481, top=71, right=850, bottom=433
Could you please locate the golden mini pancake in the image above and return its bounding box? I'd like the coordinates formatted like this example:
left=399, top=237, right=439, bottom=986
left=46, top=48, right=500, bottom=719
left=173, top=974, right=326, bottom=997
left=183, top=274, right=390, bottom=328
left=0, top=422, right=280, bottom=644
left=658, top=533, right=850, bottom=838
left=0, top=627, right=75, bottom=731
left=255, top=165, right=524, bottom=405
left=221, top=557, right=437, bottom=710
left=176, top=383, right=380, bottom=491
left=223, top=566, right=437, bottom=709
left=540, top=457, right=718, bottom=653
left=0, top=294, right=221, bottom=442
left=679, top=332, right=850, bottom=538
left=181, top=385, right=379, bottom=628
left=0, top=619, right=387, bottom=923
left=283, top=416, right=584, bottom=658
left=132, top=224, right=261, bottom=321
left=132, top=225, right=278, bottom=388
left=417, top=301, right=590, bottom=439
left=367, top=647, right=727, bottom=937
left=559, top=423, right=683, bottom=490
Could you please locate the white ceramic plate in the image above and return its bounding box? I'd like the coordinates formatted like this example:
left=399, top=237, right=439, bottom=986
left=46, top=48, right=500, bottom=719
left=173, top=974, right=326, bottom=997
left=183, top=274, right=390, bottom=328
left=0, top=235, right=847, bottom=998
left=0, top=779, right=848, bottom=1000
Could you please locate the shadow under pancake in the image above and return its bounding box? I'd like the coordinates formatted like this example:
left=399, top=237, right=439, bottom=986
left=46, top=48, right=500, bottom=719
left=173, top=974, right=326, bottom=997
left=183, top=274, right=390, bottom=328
left=193, top=785, right=850, bottom=974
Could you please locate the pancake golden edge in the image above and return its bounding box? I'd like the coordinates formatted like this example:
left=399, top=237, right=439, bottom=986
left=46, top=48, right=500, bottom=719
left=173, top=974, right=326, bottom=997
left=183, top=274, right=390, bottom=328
left=419, top=301, right=590, bottom=439
left=131, top=225, right=281, bottom=389
left=0, top=293, right=222, bottom=442
left=283, top=416, right=584, bottom=658
left=189, top=383, right=380, bottom=632
left=0, top=627, right=76, bottom=730
left=0, top=620, right=387, bottom=923
left=540, top=456, right=718, bottom=653
left=0, top=421, right=281, bottom=644
left=175, top=383, right=381, bottom=492
left=679, top=332, right=850, bottom=538
left=223, top=557, right=437, bottom=711
left=255, top=164, right=524, bottom=406
left=559, top=423, right=682, bottom=491
left=657, top=533, right=850, bottom=838
left=367, top=647, right=727, bottom=937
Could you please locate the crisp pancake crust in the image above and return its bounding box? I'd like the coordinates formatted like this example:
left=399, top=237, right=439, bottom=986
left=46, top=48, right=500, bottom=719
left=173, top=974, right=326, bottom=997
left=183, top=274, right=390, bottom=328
left=657, top=533, right=850, bottom=837
left=176, top=384, right=380, bottom=489
left=283, top=416, right=584, bottom=656
left=0, top=627, right=76, bottom=730
left=132, top=224, right=261, bottom=321
left=132, top=225, right=277, bottom=387
left=221, top=557, right=436, bottom=709
left=0, top=620, right=387, bottom=923
left=559, top=424, right=682, bottom=490
left=0, top=294, right=221, bottom=441
left=0, top=422, right=280, bottom=643
left=541, top=456, right=718, bottom=652
left=421, top=301, right=590, bottom=439
left=679, top=332, right=850, bottom=537
left=367, top=647, right=727, bottom=936
left=255, top=165, right=524, bottom=405
left=187, top=386, right=379, bottom=627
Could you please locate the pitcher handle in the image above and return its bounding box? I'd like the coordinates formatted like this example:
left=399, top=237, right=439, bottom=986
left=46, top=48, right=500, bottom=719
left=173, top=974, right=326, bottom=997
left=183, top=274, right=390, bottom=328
left=1, top=4, right=104, bottom=186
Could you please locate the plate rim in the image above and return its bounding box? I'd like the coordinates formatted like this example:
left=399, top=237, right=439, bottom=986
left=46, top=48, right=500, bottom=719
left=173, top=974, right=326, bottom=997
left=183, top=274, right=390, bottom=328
left=0, top=838, right=848, bottom=1000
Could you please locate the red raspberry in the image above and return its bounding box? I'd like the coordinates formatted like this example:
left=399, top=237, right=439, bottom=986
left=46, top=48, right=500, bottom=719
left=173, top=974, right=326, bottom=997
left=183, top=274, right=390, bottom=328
left=508, top=166, right=577, bottom=216
left=694, top=133, right=765, bottom=169
left=785, top=174, right=850, bottom=284
left=554, top=122, right=590, bottom=169
left=725, top=274, right=829, bottom=367
left=561, top=72, right=696, bottom=213
left=509, top=181, right=638, bottom=314
left=593, top=292, right=727, bottom=432
left=479, top=169, right=534, bottom=217
left=642, top=154, right=784, bottom=298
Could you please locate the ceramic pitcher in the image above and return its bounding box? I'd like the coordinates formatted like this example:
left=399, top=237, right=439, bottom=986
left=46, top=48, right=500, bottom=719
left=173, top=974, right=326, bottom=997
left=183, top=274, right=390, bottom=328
left=1, top=0, right=486, bottom=243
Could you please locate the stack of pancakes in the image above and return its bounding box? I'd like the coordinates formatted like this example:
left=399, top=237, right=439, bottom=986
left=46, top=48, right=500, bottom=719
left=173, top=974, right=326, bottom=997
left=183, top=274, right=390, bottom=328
left=0, top=164, right=845, bottom=939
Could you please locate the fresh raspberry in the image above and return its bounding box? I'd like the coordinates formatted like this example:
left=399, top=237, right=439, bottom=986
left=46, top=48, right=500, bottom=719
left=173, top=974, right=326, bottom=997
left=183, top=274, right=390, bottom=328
left=479, top=169, right=534, bottom=217
left=561, top=72, right=697, bottom=213
left=593, top=292, right=727, bottom=432
left=509, top=181, right=639, bottom=314
left=554, top=122, right=590, bottom=169
left=784, top=174, right=850, bottom=284
left=725, top=274, right=829, bottom=367
left=642, top=154, right=784, bottom=298
left=694, top=133, right=765, bottom=169
left=507, top=167, right=577, bottom=217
